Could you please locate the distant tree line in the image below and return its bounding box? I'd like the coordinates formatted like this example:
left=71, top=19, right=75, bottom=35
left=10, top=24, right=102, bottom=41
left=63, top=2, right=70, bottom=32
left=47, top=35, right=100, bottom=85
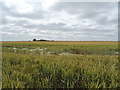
left=33, top=39, right=54, bottom=41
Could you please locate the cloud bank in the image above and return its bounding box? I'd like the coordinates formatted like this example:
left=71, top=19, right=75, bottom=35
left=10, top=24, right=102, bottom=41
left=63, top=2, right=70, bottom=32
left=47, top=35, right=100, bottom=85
left=1, top=0, right=118, bottom=41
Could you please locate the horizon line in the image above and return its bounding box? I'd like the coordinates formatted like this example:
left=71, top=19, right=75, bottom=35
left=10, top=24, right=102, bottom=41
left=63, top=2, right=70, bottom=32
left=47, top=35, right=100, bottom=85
left=0, top=40, right=119, bottom=42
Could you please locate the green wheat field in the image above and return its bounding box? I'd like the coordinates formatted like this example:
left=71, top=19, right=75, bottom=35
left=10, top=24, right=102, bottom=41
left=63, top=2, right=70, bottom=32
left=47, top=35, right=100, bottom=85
left=1, top=41, right=120, bottom=88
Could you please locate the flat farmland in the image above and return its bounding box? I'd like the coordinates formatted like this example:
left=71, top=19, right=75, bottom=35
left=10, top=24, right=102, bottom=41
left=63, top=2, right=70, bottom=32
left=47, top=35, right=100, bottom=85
left=2, top=41, right=120, bottom=88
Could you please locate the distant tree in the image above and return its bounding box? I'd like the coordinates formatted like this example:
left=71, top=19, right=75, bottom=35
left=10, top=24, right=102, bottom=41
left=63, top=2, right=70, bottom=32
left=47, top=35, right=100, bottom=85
left=40, top=39, right=48, bottom=41
left=33, top=39, right=36, bottom=41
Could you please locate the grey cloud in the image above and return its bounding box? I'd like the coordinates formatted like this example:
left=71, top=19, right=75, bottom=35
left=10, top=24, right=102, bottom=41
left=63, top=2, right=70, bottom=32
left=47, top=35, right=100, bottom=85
left=1, top=1, right=118, bottom=41
left=52, top=2, right=117, bottom=29
left=2, top=2, right=44, bottom=20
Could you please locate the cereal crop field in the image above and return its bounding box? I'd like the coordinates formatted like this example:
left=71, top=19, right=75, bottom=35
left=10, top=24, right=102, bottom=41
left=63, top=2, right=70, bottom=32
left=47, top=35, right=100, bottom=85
left=1, top=41, right=120, bottom=88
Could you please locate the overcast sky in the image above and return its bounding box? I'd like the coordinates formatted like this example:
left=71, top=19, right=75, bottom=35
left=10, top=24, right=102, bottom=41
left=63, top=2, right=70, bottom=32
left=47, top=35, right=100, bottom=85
left=1, top=0, right=118, bottom=41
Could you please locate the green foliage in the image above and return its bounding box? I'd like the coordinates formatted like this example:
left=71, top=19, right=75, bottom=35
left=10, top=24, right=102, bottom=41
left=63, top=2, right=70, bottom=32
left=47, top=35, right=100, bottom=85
left=2, top=41, right=120, bottom=88
left=2, top=53, right=119, bottom=88
left=2, top=41, right=119, bottom=55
